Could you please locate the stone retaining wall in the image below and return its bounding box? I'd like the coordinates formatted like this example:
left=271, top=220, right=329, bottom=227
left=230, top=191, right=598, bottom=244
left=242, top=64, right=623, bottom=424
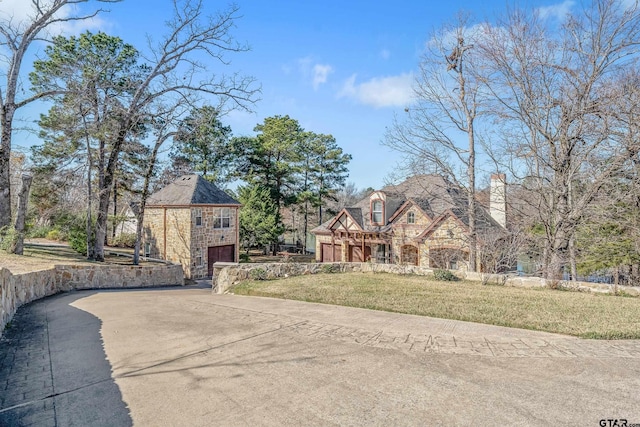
left=213, top=262, right=640, bottom=297
left=213, top=262, right=437, bottom=293
left=1, top=263, right=184, bottom=337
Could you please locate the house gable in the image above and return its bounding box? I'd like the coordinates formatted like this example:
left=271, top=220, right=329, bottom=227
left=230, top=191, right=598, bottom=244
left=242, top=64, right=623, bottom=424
left=415, top=210, right=468, bottom=245
left=388, top=199, right=431, bottom=226
left=328, top=209, right=363, bottom=232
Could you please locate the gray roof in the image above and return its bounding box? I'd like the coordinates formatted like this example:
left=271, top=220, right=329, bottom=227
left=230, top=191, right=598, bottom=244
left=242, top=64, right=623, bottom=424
left=147, top=174, right=240, bottom=206
left=312, top=174, right=503, bottom=234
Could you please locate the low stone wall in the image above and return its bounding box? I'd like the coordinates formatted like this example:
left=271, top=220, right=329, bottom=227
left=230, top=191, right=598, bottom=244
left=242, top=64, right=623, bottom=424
left=55, top=264, right=184, bottom=291
left=464, top=271, right=640, bottom=296
left=213, top=262, right=640, bottom=297
left=1, top=263, right=184, bottom=337
left=213, top=262, right=436, bottom=294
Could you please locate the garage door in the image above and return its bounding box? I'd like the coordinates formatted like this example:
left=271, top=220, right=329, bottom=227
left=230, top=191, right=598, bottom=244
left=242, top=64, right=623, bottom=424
left=321, top=243, right=341, bottom=262
left=349, top=245, right=371, bottom=262
left=208, top=245, right=235, bottom=276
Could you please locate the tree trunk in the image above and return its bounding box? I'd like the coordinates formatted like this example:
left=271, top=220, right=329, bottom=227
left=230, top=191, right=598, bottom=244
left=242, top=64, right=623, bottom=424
left=133, top=208, right=143, bottom=265
left=467, top=130, right=476, bottom=272
left=0, top=104, right=15, bottom=229
left=112, top=180, right=118, bottom=241
left=11, top=174, right=32, bottom=255
left=569, top=236, right=577, bottom=281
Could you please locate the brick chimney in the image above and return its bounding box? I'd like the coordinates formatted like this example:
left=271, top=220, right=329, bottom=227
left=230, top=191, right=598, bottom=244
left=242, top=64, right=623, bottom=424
left=490, top=173, right=507, bottom=228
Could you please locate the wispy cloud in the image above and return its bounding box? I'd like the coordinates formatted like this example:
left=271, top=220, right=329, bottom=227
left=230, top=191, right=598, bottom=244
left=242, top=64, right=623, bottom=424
left=338, top=73, right=414, bottom=108
left=312, top=64, right=334, bottom=90
left=296, top=56, right=334, bottom=90
left=536, top=0, right=575, bottom=20
left=380, top=49, right=390, bottom=60
left=0, top=0, right=107, bottom=35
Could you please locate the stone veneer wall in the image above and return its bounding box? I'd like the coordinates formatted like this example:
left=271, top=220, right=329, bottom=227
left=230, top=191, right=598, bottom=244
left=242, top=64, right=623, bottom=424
left=213, top=262, right=640, bottom=297
left=1, top=263, right=184, bottom=337
left=190, top=206, right=239, bottom=279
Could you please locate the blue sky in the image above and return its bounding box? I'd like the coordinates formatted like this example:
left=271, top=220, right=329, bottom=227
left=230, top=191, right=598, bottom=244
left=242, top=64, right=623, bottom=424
left=3, top=0, right=574, bottom=190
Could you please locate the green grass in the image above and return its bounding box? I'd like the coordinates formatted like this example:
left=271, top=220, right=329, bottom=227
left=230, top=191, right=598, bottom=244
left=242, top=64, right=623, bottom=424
left=231, top=272, right=640, bottom=339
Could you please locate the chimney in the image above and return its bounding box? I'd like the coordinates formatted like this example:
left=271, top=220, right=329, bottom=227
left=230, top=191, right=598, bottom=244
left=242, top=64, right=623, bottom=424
left=490, top=173, right=507, bottom=228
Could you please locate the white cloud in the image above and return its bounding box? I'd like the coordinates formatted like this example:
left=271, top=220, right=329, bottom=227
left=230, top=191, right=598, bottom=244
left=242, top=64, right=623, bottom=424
left=296, top=56, right=334, bottom=90
left=312, top=64, right=333, bottom=90
left=536, top=0, right=575, bottom=20
left=0, top=0, right=107, bottom=36
left=338, top=73, right=414, bottom=108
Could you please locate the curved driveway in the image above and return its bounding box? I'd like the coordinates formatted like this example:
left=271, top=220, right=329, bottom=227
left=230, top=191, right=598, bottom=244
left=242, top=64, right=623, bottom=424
left=2, top=286, right=640, bottom=426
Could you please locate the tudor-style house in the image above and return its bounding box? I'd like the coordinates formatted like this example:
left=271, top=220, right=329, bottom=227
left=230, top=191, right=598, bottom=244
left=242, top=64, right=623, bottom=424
left=143, top=174, right=241, bottom=279
left=311, top=174, right=508, bottom=271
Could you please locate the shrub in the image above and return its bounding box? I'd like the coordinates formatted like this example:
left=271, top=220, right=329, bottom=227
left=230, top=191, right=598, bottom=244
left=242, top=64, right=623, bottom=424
left=68, top=227, right=89, bottom=256
left=27, top=225, right=52, bottom=238
left=110, top=232, right=137, bottom=248
left=249, top=268, right=267, bottom=280
left=50, top=212, right=86, bottom=241
left=239, top=253, right=251, bottom=263
left=0, top=226, right=18, bottom=252
left=46, top=229, right=62, bottom=241
left=433, top=269, right=459, bottom=282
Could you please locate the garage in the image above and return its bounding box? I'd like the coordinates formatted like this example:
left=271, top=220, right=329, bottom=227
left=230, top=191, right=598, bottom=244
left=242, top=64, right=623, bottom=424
left=320, top=243, right=342, bottom=262
left=349, top=245, right=371, bottom=262
left=208, top=245, right=235, bottom=276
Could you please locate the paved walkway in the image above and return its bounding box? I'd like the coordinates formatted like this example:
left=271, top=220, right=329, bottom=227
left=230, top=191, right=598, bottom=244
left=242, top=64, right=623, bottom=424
left=1, top=286, right=640, bottom=426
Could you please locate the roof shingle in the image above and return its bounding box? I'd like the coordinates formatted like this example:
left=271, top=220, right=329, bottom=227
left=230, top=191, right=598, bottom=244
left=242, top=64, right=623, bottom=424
left=147, top=174, right=240, bottom=206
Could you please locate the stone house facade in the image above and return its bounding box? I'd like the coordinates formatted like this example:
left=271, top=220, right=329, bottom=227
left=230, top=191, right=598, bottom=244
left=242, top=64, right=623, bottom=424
left=311, top=174, right=507, bottom=271
left=144, top=174, right=240, bottom=279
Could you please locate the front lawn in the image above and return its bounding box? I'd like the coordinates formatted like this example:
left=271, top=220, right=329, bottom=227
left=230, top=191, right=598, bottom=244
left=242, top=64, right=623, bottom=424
left=231, top=272, right=640, bottom=339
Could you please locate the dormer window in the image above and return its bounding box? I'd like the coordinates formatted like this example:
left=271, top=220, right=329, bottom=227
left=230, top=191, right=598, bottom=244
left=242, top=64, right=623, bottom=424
left=407, top=212, right=415, bottom=224
left=372, top=200, right=383, bottom=224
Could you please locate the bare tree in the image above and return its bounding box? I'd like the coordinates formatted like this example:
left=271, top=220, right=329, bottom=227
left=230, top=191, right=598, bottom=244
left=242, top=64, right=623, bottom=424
left=480, top=0, right=640, bottom=280
left=478, top=229, right=527, bottom=285
left=89, top=0, right=259, bottom=261
left=0, top=0, right=118, bottom=230
left=131, top=102, right=186, bottom=265
left=384, top=15, right=488, bottom=271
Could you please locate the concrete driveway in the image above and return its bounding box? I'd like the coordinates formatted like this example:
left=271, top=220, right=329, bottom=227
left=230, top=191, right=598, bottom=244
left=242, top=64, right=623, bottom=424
left=1, top=286, right=640, bottom=426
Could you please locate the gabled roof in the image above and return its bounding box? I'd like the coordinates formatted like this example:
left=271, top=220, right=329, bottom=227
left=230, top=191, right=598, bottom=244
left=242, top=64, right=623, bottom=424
left=415, top=209, right=467, bottom=242
left=147, top=174, right=240, bottom=206
left=311, top=174, right=505, bottom=236
left=327, top=208, right=364, bottom=231
left=388, top=198, right=433, bottom=223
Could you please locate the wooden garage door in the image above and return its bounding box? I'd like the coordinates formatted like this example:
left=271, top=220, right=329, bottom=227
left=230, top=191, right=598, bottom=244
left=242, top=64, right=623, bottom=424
left=321, top=243, right=341, bottom=262
left=349, top=245, right=372, bottom=262
left=208, top=245, right=235, bottom=276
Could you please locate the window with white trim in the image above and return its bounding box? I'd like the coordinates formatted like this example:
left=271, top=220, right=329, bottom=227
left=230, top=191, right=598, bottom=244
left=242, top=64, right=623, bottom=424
left=372, top=200, right=383, bottom=224
left=194, top=208, right=202, bottom=227
left=214, top=207, right=231, bottom=228
left=407, top=211, right=415, bottom=224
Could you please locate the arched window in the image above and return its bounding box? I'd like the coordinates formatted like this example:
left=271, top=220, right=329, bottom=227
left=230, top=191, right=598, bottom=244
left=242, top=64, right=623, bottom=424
left=372, top=200, right=383, bottom=224
left=407, top=212, right=415, bottom=224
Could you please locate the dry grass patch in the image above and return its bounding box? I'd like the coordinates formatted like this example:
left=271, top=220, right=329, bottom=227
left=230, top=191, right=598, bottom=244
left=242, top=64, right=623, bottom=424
left=231, top=272, right=640, bottom=339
